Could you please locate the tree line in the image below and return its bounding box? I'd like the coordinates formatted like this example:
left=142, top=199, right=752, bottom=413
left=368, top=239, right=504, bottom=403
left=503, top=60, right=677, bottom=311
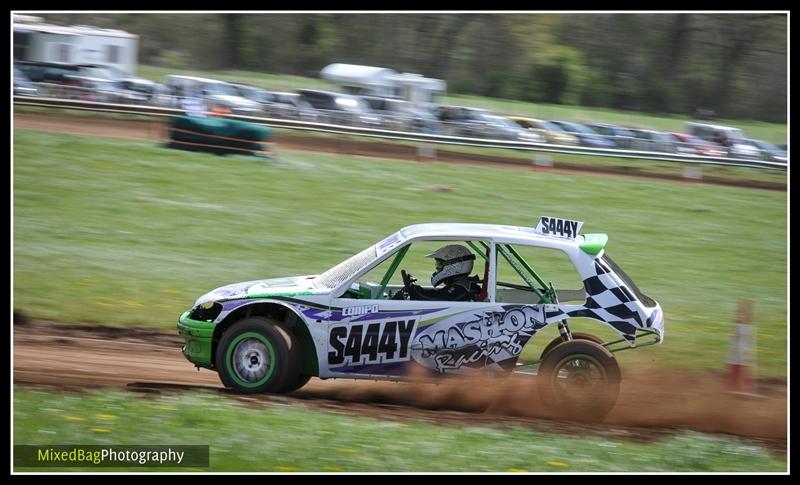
left=41, top=13, right=787, bottom=123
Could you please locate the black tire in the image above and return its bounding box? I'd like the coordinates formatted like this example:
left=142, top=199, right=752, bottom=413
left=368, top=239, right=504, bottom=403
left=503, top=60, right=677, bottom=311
left=537, top=340, right=620, bottom=421
left=216, top=317, right=301, bottom=394
left=281, top=374, right=312, bottom=394
left=540, top=332, right=605, bottom=360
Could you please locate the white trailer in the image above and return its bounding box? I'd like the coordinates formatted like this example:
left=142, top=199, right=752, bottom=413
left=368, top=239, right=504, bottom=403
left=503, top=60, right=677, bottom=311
left=13, top=14, right=138, bottom=74
left=321, top=63, right=446, bottom=108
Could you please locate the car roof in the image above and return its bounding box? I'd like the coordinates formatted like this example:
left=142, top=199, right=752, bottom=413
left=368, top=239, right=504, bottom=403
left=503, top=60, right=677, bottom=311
left=395, top=223, right=600, bottom=250
left=167, top=75, right=228, bottom=84
left=686, top=122, right=743, bottom=132
left=507, top=116, right=542, bottom=122
left=297, top=88, right=355, bottom=98
left=438, top=105, right=488, bottom=112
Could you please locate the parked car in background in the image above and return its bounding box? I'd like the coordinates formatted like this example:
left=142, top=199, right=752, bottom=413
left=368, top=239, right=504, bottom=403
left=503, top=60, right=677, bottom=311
left=15, top=61, right=89, bottom=99
left=436, top=106, right=544, bottom=142
left=744, top=139, right=787, bottom=163
left=230, top=84, right=286, bottom=110
left=263, top=92, right=318, bottom=121
left=116, top=79, right=164, bottom=103
left=360, top=96, right=438, bottom=133
left=434, top=105, right=484, bottom=135
left=13, top=66, right=38, bottom=96
left=727, top=141, right=762, bottom=160
left=627, top=128, right=676, bottom=153
left=62, top=65, right=151, bottom=104
left=668, top=132, right=727, bottom=157
left=164, top=75, right=263, bottom=115
left=297, top=89, right=381, bottom=126
left=586, top=123, right=636, bottom=149
left=80, top=64, right=156, bottom=96
left=482, top=114, right=545, bottom=142
left=507, top=117, right=580, bottom=145
left=547, top=120, right=617, bottom=149
left=15, top=60, right=80, bottom=84
left=14, top=62, right=146, bottom=104
left=686, top=122, right=745, bottom=147
left=149, top=83, right=175, bottom=107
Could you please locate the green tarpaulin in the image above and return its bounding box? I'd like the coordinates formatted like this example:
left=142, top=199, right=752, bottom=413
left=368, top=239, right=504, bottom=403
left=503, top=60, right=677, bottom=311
left=167, top=115, right=272, bottom=157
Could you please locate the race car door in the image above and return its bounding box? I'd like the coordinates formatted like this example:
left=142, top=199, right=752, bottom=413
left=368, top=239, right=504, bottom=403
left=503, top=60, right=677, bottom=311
left=323, top=238, right=511, bottom=378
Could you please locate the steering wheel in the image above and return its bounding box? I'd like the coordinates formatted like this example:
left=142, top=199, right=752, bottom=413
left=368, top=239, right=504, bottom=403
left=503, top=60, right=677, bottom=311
left=393, top=270, right=416, bottom=300
left=401, top=269, right=417, bottom=289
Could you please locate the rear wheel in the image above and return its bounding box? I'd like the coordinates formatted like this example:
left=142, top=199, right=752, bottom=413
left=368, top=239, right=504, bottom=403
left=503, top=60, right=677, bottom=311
left=540, top=332, right=605, bottom=360
left=216, top=317, right=301, bottom=394
left=537, top=340, right=620, bottom=421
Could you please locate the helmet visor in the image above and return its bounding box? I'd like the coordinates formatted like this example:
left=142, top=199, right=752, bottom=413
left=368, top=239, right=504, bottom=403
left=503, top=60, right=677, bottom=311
left=434, top=258, right=446, bottom=272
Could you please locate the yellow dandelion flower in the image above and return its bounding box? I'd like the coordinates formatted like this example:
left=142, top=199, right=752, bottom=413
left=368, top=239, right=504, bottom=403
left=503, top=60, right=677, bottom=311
left=276, top=466, right=297, bottom=472
left=63, top=416, right=85, bottom=421
left=506, top=468, right=528, bottom=473
left=95, top=414, right=117, bottom=420
left=546, top=461, right=568, bottom=468
left=90, top=427, right=111, bottom=433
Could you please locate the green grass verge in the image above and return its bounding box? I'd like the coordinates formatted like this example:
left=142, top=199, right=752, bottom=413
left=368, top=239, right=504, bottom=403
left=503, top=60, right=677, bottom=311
left=13, top=389, right=786, bottom=472
left=13, top=129, right=787, bottom=376
left=134, top=64, right=787, bottom=144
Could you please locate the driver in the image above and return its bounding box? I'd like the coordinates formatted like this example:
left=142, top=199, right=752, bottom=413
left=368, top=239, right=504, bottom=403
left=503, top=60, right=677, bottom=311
left=405, top=244, right=482, bottom=301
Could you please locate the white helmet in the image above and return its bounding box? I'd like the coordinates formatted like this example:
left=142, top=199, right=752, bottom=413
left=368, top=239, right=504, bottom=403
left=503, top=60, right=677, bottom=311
left=427, top=244, right=475, bottom=287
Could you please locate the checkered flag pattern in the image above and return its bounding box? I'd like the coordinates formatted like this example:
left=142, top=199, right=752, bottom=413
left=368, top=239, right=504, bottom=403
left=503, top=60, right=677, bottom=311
left=543, top=259, right=658, bottom=344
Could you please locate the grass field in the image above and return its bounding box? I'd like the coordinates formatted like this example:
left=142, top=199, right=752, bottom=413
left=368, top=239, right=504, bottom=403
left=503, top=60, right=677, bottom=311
left=135, top=64, right=788, bottom=143
left=12, top=389, right=786, bottom=472
left=12, top=129, right=787, bottom=376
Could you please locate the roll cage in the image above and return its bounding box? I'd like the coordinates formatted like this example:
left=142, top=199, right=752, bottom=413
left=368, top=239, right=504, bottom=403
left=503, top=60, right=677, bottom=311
left=341, top=238, right=561, bottom=305
left=328, top=229, right=662, bottom=356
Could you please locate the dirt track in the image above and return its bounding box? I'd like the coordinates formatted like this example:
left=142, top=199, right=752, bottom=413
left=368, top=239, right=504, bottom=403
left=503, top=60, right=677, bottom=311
left=13, top=112, right=786, bottom=191
left=13, top=320, right=787, bottom=451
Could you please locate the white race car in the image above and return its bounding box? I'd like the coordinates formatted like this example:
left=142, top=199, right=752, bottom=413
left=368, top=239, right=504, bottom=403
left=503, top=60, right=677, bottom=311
left=178, top=217, right=664, bottom=418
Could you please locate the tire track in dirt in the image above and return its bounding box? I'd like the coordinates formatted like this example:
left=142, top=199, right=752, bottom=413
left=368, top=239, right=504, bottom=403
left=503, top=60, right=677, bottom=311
left=13, top=320, right=786, bottom=452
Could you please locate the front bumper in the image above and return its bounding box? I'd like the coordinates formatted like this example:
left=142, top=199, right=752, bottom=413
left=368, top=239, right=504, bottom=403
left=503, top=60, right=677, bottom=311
left=177, top=311, right=216, bottom=369
left=650, top=304, right=665, bottom=343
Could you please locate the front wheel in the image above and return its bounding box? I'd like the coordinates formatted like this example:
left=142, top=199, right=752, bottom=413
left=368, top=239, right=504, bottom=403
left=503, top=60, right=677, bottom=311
left=540, top=332, right=605, bottom=360
left=537, top=340, right=620, bottom=421
left=216, top=317, right=301, bottom=394
left=282, top=374, right=312, bottom=394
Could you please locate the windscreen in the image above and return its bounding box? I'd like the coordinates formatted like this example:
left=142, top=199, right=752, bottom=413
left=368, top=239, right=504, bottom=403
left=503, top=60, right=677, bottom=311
left=601, top=254, right=656, bottom=308
left=314, top=245, right=378, bottom=289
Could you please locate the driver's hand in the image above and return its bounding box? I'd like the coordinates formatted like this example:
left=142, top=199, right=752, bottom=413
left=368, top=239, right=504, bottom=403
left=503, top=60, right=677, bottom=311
left=407, top=283, right=425, bottom=299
